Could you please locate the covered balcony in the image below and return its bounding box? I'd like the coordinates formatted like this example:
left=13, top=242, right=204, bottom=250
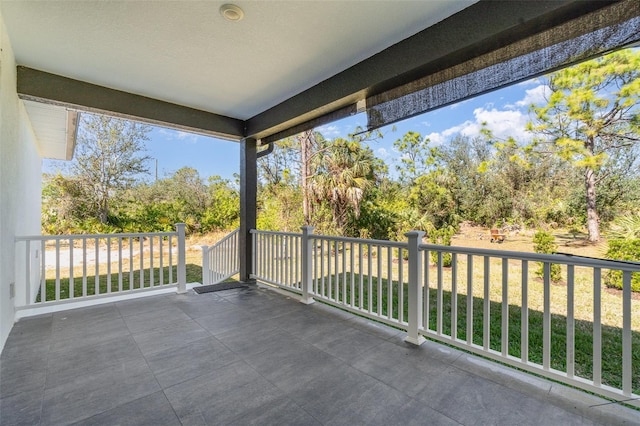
left=2, top=1, right=640, bottom=424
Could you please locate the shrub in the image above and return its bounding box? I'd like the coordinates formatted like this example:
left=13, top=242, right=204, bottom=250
left=532, top=230, right=561, bottom=282
left=428, top=227, right=455, bottom=267
left=604, top=239, right=640, bottom=292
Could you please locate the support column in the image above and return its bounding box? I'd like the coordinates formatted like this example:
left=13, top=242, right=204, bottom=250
left=405, top=230, right=426, bottom=346
left=239, top=138, right=257, bottom=283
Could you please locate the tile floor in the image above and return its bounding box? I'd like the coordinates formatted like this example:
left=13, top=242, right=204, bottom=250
left=1, top=284, right=638, bottom=425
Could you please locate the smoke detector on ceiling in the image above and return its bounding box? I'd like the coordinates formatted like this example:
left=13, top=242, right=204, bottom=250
left=220, top=4, right=244, bottom=22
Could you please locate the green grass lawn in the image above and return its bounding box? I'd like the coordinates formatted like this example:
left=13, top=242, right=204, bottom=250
left=39, top=263, right=202, bottom=301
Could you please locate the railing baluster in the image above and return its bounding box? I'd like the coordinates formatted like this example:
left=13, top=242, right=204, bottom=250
left=437, top=251, right=443, bottom=335
left=131, top=237, right=136, bottom=289
left=159, top=236, right=164, bottom=286
left=335, top=241, right=340, bottom=301
left=501, top=258, right=509, bottom=357
left=483, top=256, right=490, bottom=351
left=118, top=238, right=124, bottom=290
left=139, top=237, right=144, bottom=288
left=367, top=244, right=373, bottom=313
left=55, top=239, right=60, bottom=301
left=398, top=248, right=404, bottom=324
left=387, top=246, right=392, bottom=319
left=82, top=238, right=87, bottom=297
left=321, top=240, right=326, bottom=298
left=521, top=260, right=529, bottom=363
left=451, top=253, right=457, bottom=340
left=622, top=271, right=632, bottom=396
left=25, top=240, right=31, bottom=305
left=543, top=262, right=551, bottom=370
left=593, top=268, right=602, bottom=387
left=466, top=254, right=473, bottom=345
left=358, top=243, right=363, bottom=310
left=424, top=250, right=430, bottom=331
left=148, top=236, right=153, bottom=287
left=41, top=240, right=46, bottom=303
left=375, top=245, right=381, bottom=315
left=342, top=242, right=347, bottom=304
left=69, top=238, right=74, bottom=300
left=107, top=237, right=112, bottom=293
left=566, top=265, right=575, bottom=378
left=95, top=237, right=100, bottom=295
left=350, top=242, right=355, bottom=308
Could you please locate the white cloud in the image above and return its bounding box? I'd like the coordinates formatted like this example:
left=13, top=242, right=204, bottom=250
left=376, top=147, right=390, bottom=159
left=515, top=84, right=550, bottom=108
left=316, top=124, right=342, bottom=138
left=424, top=106, right=531, bottom=145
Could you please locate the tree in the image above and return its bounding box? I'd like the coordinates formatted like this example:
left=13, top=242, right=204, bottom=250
left=73, top=114, right=151, bottom=224
left=527, top=49, right=640, bottom=241
left=311, top=137, right=378, bottom=234
left=393, top=131, right=437, bottom=185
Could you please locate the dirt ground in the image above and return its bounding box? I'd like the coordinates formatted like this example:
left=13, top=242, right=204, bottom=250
left=452, top=222, right=608, bottom=258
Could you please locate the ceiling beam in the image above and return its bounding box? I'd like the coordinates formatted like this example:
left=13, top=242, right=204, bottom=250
left=245, top=0, right=615, bottom=141
left=17, top=67, right=245, bottom=141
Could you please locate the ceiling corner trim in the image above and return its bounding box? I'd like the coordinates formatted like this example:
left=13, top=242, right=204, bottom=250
left=65, top=110, right=79, bottom=161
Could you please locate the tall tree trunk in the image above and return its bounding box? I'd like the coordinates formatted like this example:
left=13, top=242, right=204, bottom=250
left=585, top=167, right=600, bottom=242
left=300, top=130, right=315, bottom=225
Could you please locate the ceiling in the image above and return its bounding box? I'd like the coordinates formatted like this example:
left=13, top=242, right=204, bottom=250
left=2, top=1, right=475, bottom=128
left=2, top=0, right=636, bottom=158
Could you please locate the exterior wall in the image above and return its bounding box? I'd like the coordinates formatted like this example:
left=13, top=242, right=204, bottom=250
left=0, top=10, right=42, bottom=353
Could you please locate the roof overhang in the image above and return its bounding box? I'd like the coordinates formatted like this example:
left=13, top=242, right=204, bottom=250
left=6, top=0, right=640, bottom=155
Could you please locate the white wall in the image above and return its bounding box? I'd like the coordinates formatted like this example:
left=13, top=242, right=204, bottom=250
left=0, top=9, right=43, bottom=353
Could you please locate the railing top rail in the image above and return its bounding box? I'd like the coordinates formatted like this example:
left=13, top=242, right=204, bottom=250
left=205, top=228, right=239, bottom=253
left=15, top=231, right=178, bottom=242
left=420, top=243, right=640, bottom=271
left=251, top=228, right=408, bottom=248
left=312, top=234, right=408, bottom=248
left=250, top=229, right=302, bottom=237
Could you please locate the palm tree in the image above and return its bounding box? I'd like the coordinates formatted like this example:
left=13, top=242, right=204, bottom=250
left=311, top=137, right=377, bottom=233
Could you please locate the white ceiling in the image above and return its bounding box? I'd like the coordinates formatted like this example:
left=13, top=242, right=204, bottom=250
left=1, top=0, right=477, bottom=121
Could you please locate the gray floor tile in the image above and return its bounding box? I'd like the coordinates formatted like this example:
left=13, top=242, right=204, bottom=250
left=247, top=346, right=344, bottom=393
left=288, top=365, right=410, bottom=425
left=164, top=360, right=285, bottom=425
left=49, top=317, right=131, bottom=352
left=71, top=391, right=181, bottom=426
left=308, top=324, right=384, bottom=361
left=0, top=390, right=43, bottom=426
left=194, top=308, right=262, bottom=336
left=41, top=358, right=160, bottom=425
left=145, top=336, right=237, bottom=388
left=229, top=394, right=322, bottom=426
left=349, top=339, right=449, bottom=397
left=214, top=317, right=287, bottom=356
left=45, top=334, right=143, bottom=389
left=132, top=318, right=210, bottom=356
left=123, top=305, right=192, bottom=334
left=115, top=294, right=174, bottom=317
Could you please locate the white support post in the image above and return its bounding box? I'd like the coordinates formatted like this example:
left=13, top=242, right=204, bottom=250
left=300, top=226, right=315, bottom=305
left=176, top=223, right=187, bottom=294
left=405, top=230, right=426, bottom=346
left=201, top=245, right=210, bottom=286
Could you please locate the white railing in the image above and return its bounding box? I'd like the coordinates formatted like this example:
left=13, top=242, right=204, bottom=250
left=250, top=226, right=640, bottom=407
left=14, top=223, right=187, bottom=310
left=251, top=230, right=302, bottom=291
left=201, top=229, right=240, bottom=285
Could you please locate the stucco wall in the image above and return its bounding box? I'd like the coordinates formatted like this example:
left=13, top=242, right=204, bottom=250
left=0, top=10, right=42, bottom=353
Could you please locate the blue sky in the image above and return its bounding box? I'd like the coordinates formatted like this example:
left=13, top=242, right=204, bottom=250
left=44, top=77, right=549, bottom=182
